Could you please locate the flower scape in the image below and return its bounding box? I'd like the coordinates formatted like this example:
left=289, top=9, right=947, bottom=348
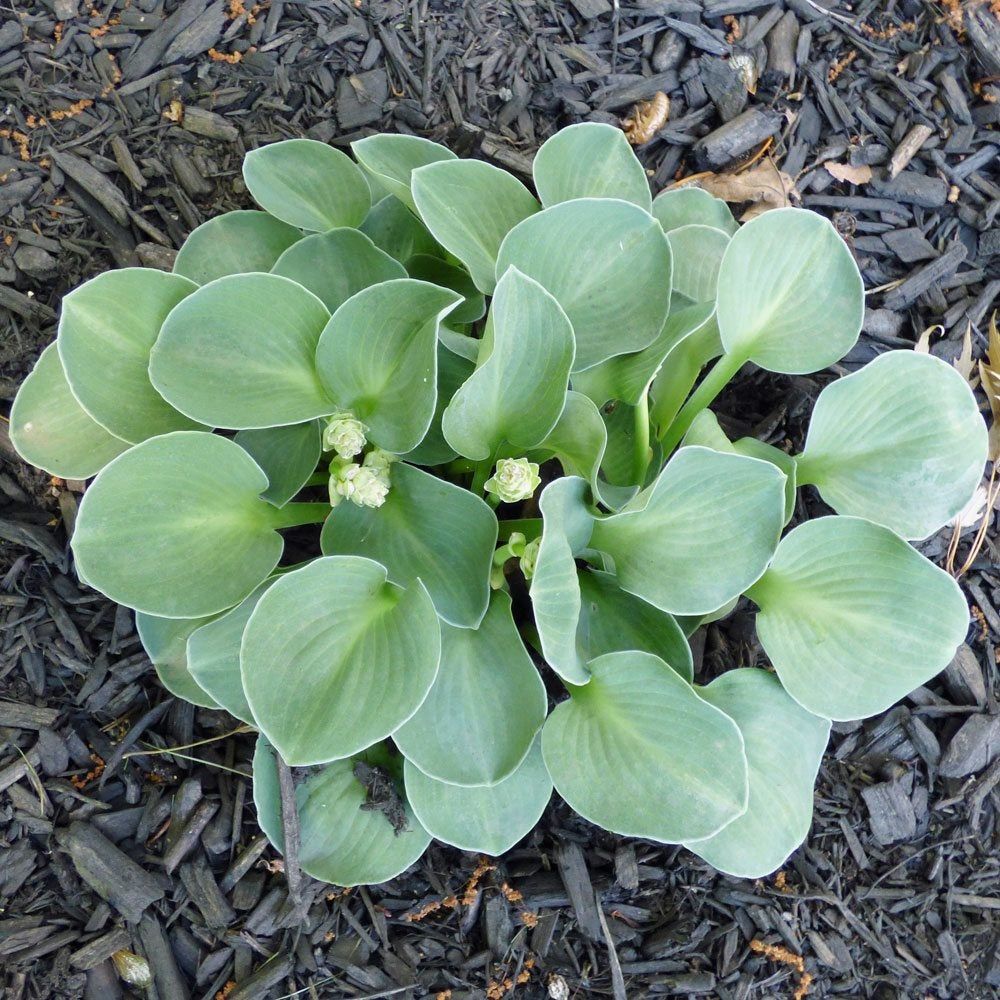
left=9, top=123, right=988, bottom=886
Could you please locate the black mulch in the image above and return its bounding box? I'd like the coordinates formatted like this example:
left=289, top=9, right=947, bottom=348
left=2, top=1, right=1000, bottom=997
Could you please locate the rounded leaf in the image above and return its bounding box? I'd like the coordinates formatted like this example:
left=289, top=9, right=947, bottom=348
left=136, top=611, right=220, bottom=708
left=404, top=739, right=552, bottom=855
left=394, top=592, right=547, bottom=786
left=496, top=198, right=673, bottom=371
left=352, top=134, right=456, bottom=211
left=590, top=447, right=786, bottom=615
left=716, top=207, right=864, bottom=373
left=748, top=516, right=970, bottom=720
left=243, top=138, right=370, bottom=232
left=542, top=651, right=748, bottom=842
left=253, top=739, right=431, bottom=886
left=797, top=351, right=988, bottom=539
left=360, top=195, right=442, bottom=263
left=685, top=669, right=831, bottom=878
left=442, top=268, right=575, bottom=460
left=234, top=421, right=323, bottom=508
left=241, top=556, right=441, bottom=765
left=401, top=344, right=474, bottom=466
left=321, top=462, right=497, bottom=628
left=314, top=279, right=462, bottom=454
left=412, top=158, right=540, bottom=293
left=57, top=268, right=201, bottom=443
left=10, top=344, right=128, bottom=478
left=270, top=228, right=406, bottom=313
left=173, top=210, right=302, bottom=285
left=73, top=432, right=284, bottom=618
left=667, top=224, right=730, bottom=305
left=652, top=187, right=738, bottom=235
left=150, top=273, right=334, bottom=429
left=533, top=122, right=652, bottom=211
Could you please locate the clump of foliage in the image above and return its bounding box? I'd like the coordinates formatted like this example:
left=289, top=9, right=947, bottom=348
left=11, top=124, right=987, bottom=885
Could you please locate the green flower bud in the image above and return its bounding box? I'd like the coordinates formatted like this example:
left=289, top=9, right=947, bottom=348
left=363, top=447, right=397, bottom=472
left=519, top=536, right=541, bottom=580
left=323, top=411, right=367, bottom=459
left=352, top=466, right=390, bottom=508
left=484, top=457, right=541, bottom=504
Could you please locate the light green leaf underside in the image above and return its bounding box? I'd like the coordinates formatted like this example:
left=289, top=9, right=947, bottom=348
left=573, top=302, right=716, bottom=408
left=716, top=207, right=864, bottom=374
left=652, top=187, right=738, bottom=235
left=243, top=138, right=370, bottom=232
left=320, top=462, right=497, bottom=628
left=591, top=446, right=786, bottom=615
left=442, top=268, right=574, bottom=460
left=173, top=210, right=302, bottom=285
left=412, top=158, right=540, bottom=293
left=271, top=228, right=407, bottom=313
left=136, top=611, right=220, bottom=708
left=667, top=224, right=730, bottom=305
left=405, top=254, right=486, bottom=325
left=533, top=122, right=652, bottom=212
left=10, top=344, right=129, bottom=478
left=496, top=198, right=673, bottom=372
left=401, top=345, right=475, bottom=466
left=187, top=579, right=275, bottom=724
left=685, top=669, right=831, bottom=878
left=234, top=421, right=322, bottom=508
left=314, top=279, right=462, bottom=454
left=542, top=651, right=748, bottom=842
left=242, top=556, right=441, bottom=765
left=360, top=195, right=442, bottom=263
left=73, top=432, right=283, bottom=618
left=749, top=516, right=969, bottom=721
left=529, top=477, right=594, bottom=684
left=798, top=351, right=988, bottom=540
left=649, top=311, right=723, bottom=432
left=57, top=268, right=201, bottom=443
left=253, top=738, right=430, bottom=886
left=150, top=273, right=334, bottom=429
left=404, top=739, right=552, bottom=855
left=394, top=591, right=547, bottom=786
left=352, top=133, right=457, bottom=212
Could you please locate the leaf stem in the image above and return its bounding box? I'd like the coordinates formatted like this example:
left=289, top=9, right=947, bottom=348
left=471, top=455, right=495, bottom=495
left=268, top=502, right=331, bottom=529
left=657, top=351, right=747, bottom=455
left=631, top=388, right=651, bottom=484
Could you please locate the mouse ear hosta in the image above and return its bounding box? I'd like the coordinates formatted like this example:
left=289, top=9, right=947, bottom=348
left=10, top=123, right=988, bottom=886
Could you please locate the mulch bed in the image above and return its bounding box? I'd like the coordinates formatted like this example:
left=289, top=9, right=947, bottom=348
left=2, top=1, right=1000, bottom=997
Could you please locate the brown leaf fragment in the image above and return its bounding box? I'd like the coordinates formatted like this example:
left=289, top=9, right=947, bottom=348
left=978, top=312, right=1000, bottom=462
left=690, top=161, right=798, bottom=220
left=824, top=161, right=873, bottom=185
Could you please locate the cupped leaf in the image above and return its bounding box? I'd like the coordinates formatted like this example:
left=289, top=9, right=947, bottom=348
left=532, top=121, right=652, bottom=211
left=271, top=228, right=407, bottom=313
left=234, top=421, right=323, bottom=507
left=529, top=477, right=595, bottom=684
left=667, top=224, right=730, bottom=305
left=352, top=134, right=456, bottom=211
left=150, top=273, right=334, bottom=429
left=573, top=302, right=716, bottom=408
left=496, top=198, right=673, bottom=371
left=243, top=138, right=370, bottom=232
left=442, top=268, right=575, bottom=460
left=401, top=345, right=475, bottom=466
left=253, top=738, right=431, bottom=886
left=412, top=158, right=540, bottom=293
left=649, top=311, right=724, bottom=433
left=57, top=268, right=201, bottom=443
left=314, top=279, right=462, bottom=454
left=542, top=651, right=748, bottom=841
left=173, top=210, right=302, bottom=285
left=394, top=592, right=547, bottom=786
left=716, top=207, right=864, bottom=374
left=590, top=446, right=785, bottom=615
left=685, top=669, right=831, bottom=878
left=242, top=556, right=440, bottom=765
left=10, top=344, right=129, bottom=478
left=136, top=611, right=220, bottom=708
left=405, top=254, right=486, bottom=324
left=321, top=462, right=497, bottom=628
left=404, top=738, right=552, bottom=855
left=796, top=351, right=988, bottom=540
left=73, top=432, right=287, bottom=618
left=187, top=580, right=276, bottom=724
left=747, top=516, right=970, bottom=721
left=361, top=195, right=442, bottom=263
left=652, top=187, right=738, bottom=235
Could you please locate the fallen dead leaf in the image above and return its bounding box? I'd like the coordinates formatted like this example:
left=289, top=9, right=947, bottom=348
left=824, top=160, right=873, bottom=185
left=978, top=312, right=1000, bottom=462
left=685, top=161, right=798, bottom=220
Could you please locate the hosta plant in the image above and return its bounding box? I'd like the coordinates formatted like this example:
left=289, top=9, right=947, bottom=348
left=10, top=123, right=988, bottom=885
